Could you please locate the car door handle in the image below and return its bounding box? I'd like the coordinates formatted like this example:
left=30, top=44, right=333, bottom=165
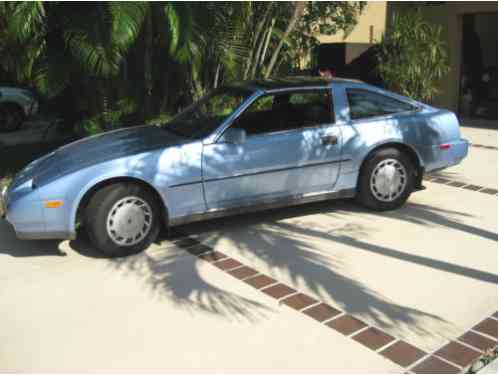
left=321, top=135, right=338, bottom=145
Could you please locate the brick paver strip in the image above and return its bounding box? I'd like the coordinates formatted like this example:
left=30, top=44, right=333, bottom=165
left=473, top=318, right=498, bottom=339
left=380, top=340, right=427, bottom=368
left=198, top=251, right=228, bottom=262
left=281, top=293, right=318, bottom=311
left=244, top=274, right=277, bottom=289
left=302, top=303, right=342, bottom=322
left=435, top=341, right=481, bottom=367
left=262, top=283, right=296, bottom=299
left=228, top=266, right=259, bottom=280
left=182, top=237, right=498, bottom=373
left=463, top=184, right=482, bottom=191
left=352, top=327, right=395, bottom=351
left=412, top=356, right=460, bottom=374
left=326, top=315, right=368, bottom=336
left=213, top=258, right=242, bottom=271
left=458, top=331, right=497, bottom=352
left=425, top=176, right=498, bottom=198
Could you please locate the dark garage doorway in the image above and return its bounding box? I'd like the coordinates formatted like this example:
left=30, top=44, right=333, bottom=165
left=460, top=12, right=498, bottom=121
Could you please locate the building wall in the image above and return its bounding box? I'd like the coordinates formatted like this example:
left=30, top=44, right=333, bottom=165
left=317, top=2, right=388, bottom=44
left=388, top=2, right=498, bottom=111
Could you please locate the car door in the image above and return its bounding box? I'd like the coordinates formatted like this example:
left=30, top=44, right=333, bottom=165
left=201, top=88, right=343, bottom=211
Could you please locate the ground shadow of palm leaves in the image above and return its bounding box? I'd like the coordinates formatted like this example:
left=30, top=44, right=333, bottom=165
left=87, top=240, right=272, bottom=322
left=175, top=198, right=497, bottom=342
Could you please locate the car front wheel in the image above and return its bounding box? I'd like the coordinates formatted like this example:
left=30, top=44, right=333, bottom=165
left=85, top=183, right=161, bottom=257
left=357, top=148, right=415, bottom=211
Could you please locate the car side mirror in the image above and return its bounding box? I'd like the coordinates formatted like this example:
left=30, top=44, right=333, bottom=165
left=219, top=128, right=246, bottom=144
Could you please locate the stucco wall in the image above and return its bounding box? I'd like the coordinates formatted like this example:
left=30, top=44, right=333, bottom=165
left=317, top=2, right=388, bottom=44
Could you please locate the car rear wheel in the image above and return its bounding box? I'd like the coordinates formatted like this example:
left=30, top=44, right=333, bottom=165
left=357, top=148, right=415, bottom=211
left=0, top=103, right=25, bottom=132
left=85, top=183, right=161, bottom=257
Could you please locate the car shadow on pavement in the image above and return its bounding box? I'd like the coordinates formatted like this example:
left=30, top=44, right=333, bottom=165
left=2, top=196, right=496, bottom=331
left=0, top=220, right=66, bottom=257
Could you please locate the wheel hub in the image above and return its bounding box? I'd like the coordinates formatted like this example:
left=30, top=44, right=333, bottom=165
left=106, top=196, right=152, bottom=247
left=370, top=159, right=407, bottom=202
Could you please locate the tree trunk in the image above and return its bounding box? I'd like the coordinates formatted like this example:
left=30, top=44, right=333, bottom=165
left=250, top=23, right=268, bottom=79
left=243, top=3, right=272, bottom=80
left=213, top=62, right=221, bottom=89
left=259, top=18, right=275, bottom=67
left=264, top=2, right=305, bottom=79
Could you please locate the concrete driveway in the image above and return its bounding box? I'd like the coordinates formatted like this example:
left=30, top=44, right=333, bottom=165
left=1, top=125, right=497, bottom=373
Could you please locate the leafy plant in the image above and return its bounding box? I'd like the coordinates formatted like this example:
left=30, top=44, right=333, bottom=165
left=377, top=10, right=449, bottom=103
left=75, top=97, right=139, bottom=136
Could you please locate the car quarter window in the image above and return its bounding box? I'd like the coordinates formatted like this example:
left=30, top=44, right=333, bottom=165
left=346, top=89, right=416, bottom=120
left=232, top=89, right=333, bottom=136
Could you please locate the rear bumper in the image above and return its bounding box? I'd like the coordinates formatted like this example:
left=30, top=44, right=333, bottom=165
left=423, top=138, right=469, bottom=172
left=444, top=138, right=469, bottom=167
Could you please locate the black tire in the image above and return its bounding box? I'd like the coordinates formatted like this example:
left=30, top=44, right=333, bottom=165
left=84, top=183, right=161, bottom=257
left=357, top=148, right=415, bottom=211
left=0, top=103, right=25, bottom=133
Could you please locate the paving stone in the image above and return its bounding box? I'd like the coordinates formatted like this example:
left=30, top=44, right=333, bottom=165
left=261, top=284, right=296, bottom=299
left=447, top=181, right=467, bottom=187
left=380, top=340, right=427, bottom=368
left=412, top=356, right=460, bottom=373
left=228, top=266, right=259, bottom=280
left=302, top=303, right=342, bottom=322
left=326, top=315, right=367, bottom=336
left=433, top=177, right=451, bottom=184
left=243, top=274, right=277, bottom=289
left=463, top=184, right=482, bottom=191
left=185, top=244, right=212, bottom=256
left=435, top=341, right=481, bottom=367
left=212, top=258, right=242, bottom=271
left=458, top=331, right=497, bottom=352
left=473, top=319, right=498, bottom=339
left=198, top=251, right=228, bottom=262
left=480, top=188, right=498, bottom=195
left=281, top=293, right=318, bottom=311
left=352, top=327, right=395, bottom=351
left=173, top=237, right=201, bottom=249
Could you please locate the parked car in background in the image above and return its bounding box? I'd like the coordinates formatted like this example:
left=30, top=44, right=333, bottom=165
left=1, top=77, right=469, bottom=257
left=0, top=87, right=39, bottom=132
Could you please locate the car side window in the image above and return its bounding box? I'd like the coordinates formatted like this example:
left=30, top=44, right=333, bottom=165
left=346, top=89, right=416, bottom=120
left=232, top=89, right=333, bottom=136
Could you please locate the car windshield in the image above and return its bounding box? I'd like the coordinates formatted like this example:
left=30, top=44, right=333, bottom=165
left=162, top=87, right=253, bottom=139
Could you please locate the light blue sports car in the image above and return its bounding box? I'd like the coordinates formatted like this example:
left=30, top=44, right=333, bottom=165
left=1, top=77, right=469, bottom=257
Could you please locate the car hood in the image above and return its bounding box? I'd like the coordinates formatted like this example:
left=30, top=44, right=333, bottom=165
left=11, top=125, right=190, bottom=190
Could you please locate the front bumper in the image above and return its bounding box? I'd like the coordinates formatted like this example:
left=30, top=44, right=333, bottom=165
left=1, top=183, right=74, bottom=241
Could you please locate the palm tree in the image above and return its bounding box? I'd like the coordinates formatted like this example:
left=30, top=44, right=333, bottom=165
left=1, top=2, right=147, bottom=98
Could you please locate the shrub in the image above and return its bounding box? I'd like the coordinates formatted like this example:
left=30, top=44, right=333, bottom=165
left=75, top=98, right=140, bottom=136
left=377, top=10, right=449, bottom=103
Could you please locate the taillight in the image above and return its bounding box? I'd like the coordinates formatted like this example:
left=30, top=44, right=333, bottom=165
left=439, top=143, right=451, bottom=150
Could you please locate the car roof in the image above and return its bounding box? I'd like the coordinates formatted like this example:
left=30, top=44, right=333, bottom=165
left=233, top=76, right=363, bottom=92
